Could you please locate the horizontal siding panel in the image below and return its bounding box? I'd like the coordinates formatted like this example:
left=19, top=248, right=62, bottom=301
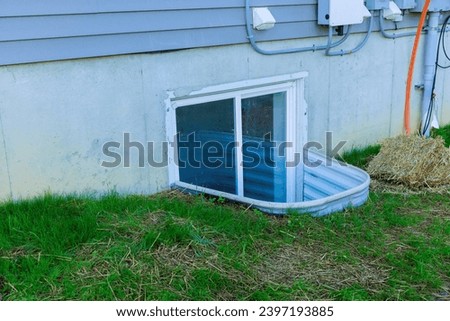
left=0, top=6, right=316, bottom=42
left=0, top=6, right=420, bottom=43
left=0, top=27, right=247, bottom=66
left=0, top=14, right=421, bottom=66
left=348, top=13, right=420, bottom=33
left=1, top=0, right=316, bottom=17
left=0, top=22, right=326, bottom=65
left=0, top=0, right=423, bottom=65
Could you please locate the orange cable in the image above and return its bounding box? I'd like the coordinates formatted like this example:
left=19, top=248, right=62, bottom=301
left=404, top=0, right=431, bottom=135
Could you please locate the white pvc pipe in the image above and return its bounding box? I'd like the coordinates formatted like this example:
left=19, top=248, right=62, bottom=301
left=421, top=12, right=440, bottom=137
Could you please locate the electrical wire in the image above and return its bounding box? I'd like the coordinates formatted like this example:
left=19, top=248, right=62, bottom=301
left=436, top=15, right=450, bottom=69
left=422, top=15, right=450, bottom=135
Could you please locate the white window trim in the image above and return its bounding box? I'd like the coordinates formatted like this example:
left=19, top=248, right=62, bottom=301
left=165, top=72, right=308, bottom=202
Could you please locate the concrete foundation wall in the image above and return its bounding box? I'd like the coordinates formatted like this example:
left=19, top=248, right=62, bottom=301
left=0, top=32, right=449, bottom=200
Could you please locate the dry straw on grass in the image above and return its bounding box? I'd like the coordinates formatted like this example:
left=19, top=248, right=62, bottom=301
left=367, top=135, right=450, bottom=188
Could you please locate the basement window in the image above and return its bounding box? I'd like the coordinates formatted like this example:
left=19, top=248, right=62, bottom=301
left=166, top=73, right=370, bottom=215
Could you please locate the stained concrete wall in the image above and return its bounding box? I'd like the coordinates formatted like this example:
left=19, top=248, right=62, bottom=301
left=0, top=32, right=449, bottom=200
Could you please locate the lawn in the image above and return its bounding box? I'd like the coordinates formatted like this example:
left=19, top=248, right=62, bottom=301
left=0, top=126, right=449, bottom=301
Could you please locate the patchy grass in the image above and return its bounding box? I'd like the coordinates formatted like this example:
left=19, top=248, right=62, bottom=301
left=0, top=124, right=449, bottom=301
left=432, top=124, right=450, bottom=147
left=339, top=145, right=381, bottom=169
left=0, top=190, right=449, bottom=301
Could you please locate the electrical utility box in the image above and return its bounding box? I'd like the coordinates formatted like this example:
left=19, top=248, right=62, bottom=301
left=365, top=0, right=390, bottom=10
left=411, top=0, right=450, bottom=11
left=394, top=0, right=417, bottom=9
left=318, top=0, right=371, bottom=26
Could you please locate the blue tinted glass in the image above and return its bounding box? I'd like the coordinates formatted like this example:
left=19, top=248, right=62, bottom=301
left=242, top=92, right=287, bottom=202
left=176, top=99, right=236, bottom=194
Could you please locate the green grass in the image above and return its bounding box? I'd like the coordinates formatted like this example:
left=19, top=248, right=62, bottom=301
left=0, top=124, right=449, bottom=301
left=339, top=144, right=381, bottom=169
left=432, top=124, right=450, bottom=147
left=0, top=190, right=448, bottom=301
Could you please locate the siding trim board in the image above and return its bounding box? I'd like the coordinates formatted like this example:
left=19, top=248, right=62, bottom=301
left=1, top=0, right=316, bottom=17
left=0, top=1, right=422, bottom=66
left=0, top=6, right=317, bottom=42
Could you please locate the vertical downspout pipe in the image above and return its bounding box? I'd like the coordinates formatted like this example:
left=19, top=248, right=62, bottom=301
left=421, top=12, right=440, bottom=137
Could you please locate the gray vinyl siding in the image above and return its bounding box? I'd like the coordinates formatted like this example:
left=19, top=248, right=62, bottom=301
left=0, top=0, right=420, bottom=65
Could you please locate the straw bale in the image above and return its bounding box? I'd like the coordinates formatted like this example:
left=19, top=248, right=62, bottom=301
left=367, top=135, right=450, bottom=188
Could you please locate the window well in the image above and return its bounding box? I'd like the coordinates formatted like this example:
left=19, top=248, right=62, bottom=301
left=166, top=73, right=370, bottom=216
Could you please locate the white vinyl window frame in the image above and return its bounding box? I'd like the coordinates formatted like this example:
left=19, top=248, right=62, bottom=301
left=165, top=72, right=308, bottom=203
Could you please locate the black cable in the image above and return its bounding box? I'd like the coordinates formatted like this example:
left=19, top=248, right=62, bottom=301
left=441, top=17, right=450, bottom=62
left=423, top=15, right=450, bottom=135
left=437, top=15, right=450, bottom=69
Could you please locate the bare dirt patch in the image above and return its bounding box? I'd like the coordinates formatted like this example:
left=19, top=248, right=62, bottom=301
left=254, top=242, right=391, bottom=297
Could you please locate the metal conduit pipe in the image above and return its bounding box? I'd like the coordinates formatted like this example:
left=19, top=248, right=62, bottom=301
left=244, top=0, right=351, bottom=55
left=325, top=14, right=374, bottom=56
left=379, top=12, right=416, bottom=39
left=421, top=11, right=441, bottom=137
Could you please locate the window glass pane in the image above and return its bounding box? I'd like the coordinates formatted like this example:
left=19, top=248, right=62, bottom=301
left=242, top=92, right=287, bottom=202
left=176, top=99, right=236, bottom=194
